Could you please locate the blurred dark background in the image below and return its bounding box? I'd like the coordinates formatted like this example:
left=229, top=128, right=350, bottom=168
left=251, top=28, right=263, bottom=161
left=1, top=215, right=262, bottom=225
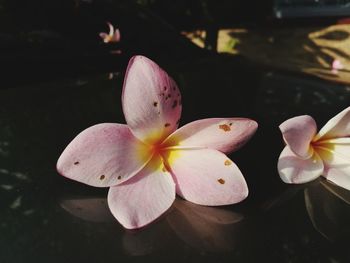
left=2, top=0, right=350, bottom=85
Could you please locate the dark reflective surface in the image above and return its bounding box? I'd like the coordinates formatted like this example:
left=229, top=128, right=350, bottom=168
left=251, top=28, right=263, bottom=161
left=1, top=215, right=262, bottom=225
left=1, top=54, right=350, bottom=262
left=0, top=1, right=350, bottom=263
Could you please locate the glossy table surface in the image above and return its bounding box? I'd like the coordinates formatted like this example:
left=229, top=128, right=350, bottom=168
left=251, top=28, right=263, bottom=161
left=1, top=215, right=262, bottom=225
left=1, top=50, right=350, bottom=263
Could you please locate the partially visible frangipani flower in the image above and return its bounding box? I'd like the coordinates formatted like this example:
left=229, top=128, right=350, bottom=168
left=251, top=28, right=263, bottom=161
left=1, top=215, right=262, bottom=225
left=278, top=107, right=350, bottom=190
left=331, top=59, right=344, bottom=74
left=99, top=22, right=121, bottom=43
left=57, top=55, right=258, bottom=229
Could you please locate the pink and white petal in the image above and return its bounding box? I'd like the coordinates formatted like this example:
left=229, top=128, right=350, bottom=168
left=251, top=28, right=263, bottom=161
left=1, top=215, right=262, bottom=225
left=315, top=138, right=350, bottom=190
left=316, top=106, right=350, bottom=140
left=164, top=149, right=248, bottom=206
left=107, top=22, right=114, bottom=36
left=108, top=157, right=176, bottom=229
left=113, top=29, right=121, bottom=42
left=279, top=115, right=317, bottom=159
left=122, top=56, right=182, bottom=144
left=277, top=146, right=323, bottom=184
left=323, top=168, right=350, bottom=191
left=99, top=32, right=108, bottom=39
left=57, top=123, right=151, bottom=187
left=162, top=118, right=257, bottom=154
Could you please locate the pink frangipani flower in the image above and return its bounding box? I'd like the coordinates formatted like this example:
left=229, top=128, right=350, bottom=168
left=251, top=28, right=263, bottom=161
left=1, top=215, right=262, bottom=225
left=278, top=107, right=350, bottom=190
left=57, top=56, right=258, bottom=229
left=99, top=22, right=121, bottom=43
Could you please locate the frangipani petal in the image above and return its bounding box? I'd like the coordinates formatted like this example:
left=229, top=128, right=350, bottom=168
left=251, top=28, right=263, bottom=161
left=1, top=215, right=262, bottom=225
left=164, top=149, right=248, bottom=206
left=107, top=22, right=114, bottom=36
left=113, top=28, right=121, bottom=42
left=316, top=106, right=350, bottom=140
left=163, top=118, right=257, bottom=153
left=323, top=168, right=350, bottom=191
left=277, top=146, right=323, bottom=184
left=122, top=56, right=182, bottom=144
left=99, top=32, right=109, bottom=39
left=57, top=123, right=151, bottom=187
left=315, top=138, right=350, bottom=190
left=279, top=115, right=317, bottom=159
left=108, top=157, right=176, bottom=229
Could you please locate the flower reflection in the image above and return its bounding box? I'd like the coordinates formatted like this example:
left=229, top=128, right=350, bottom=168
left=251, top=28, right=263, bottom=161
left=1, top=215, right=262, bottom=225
left=305, top=181, right=350, bottom=241
left=122, top=220, right=172, bottom=256
left=60, top=197, right=115, bottom=223
left=167, top=199, right=243, bottom=252
left=263, top=179, right=350, bottom=241
left=60, top=197, right=244, bottom=254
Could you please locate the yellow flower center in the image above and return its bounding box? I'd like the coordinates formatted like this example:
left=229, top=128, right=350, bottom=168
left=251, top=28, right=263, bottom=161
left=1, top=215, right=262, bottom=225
left=311, top=138, right=336, bottom=161
left=137, top=134, right=182, bottom=173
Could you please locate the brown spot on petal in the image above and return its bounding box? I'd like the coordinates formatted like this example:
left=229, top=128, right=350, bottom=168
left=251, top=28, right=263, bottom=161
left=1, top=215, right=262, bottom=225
left=172, top=100, right=178, bottom=109
left=164, top=123, right=171, bottom=128
left=118, top=176, right=121, bottom=180
left=153, top=101, right=158, bottom=107
left=219, top=124, right=231, bottom=132
left=100, top=175, right=105, bottom=180
left=218, top=178, right=225, bottom=184
left=164, top=86, right=167, bottom=91
left=74, top=161, right=79, bottom=165
left=224, top=160, right=232, bottom=166
left=229, top=122, right=233, bottom=126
